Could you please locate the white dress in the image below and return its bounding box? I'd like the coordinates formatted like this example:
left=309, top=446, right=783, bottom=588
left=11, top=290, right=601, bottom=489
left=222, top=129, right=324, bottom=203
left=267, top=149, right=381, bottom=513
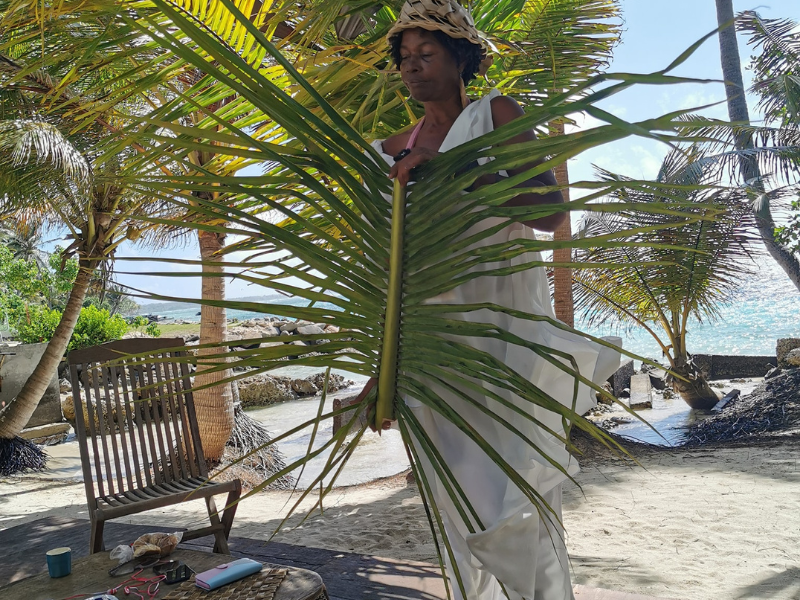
left=371, top=90, right=621, bottom=600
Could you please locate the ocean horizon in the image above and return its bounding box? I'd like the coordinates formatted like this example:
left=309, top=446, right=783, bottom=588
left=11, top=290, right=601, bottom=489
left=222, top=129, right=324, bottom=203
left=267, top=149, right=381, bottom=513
left=138, top=257, right=800, bottom=361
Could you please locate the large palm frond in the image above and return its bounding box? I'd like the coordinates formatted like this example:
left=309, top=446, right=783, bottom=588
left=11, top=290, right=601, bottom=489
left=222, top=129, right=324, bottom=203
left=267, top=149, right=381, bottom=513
left=738, top=11, right=800, bottom=125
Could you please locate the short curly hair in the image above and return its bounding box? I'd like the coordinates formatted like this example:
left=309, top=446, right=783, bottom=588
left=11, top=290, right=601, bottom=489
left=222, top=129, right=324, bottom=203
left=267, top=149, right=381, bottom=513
left=389, top=29, right=484, bottom=85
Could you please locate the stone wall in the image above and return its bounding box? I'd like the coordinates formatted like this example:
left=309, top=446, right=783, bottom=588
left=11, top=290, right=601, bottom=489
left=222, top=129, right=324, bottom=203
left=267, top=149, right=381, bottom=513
left=693, top=354, right=777, bottom=380
left=0, top=343, right=63, bottom=428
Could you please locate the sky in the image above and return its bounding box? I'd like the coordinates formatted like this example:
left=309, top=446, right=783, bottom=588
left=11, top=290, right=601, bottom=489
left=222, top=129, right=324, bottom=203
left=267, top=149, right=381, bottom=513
left=109, top=0, right=800, bottom=305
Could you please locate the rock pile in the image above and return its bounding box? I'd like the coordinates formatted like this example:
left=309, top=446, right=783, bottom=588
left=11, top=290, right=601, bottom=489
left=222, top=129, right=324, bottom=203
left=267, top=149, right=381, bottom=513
left=684, top=368, right=800, bottom=445
left=237, top=372, right=353, bottom=408
left=224, top=319, right=341, bottom=350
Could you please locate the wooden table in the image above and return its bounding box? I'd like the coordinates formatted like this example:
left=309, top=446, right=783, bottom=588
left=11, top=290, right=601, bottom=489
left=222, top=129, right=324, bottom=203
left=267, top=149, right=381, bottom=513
left=0, top=548, right=327, bottom=600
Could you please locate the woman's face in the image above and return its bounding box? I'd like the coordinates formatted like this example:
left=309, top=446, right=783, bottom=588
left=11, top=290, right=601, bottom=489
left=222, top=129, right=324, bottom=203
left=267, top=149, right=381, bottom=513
left=398, top=28, right=462, bottom=103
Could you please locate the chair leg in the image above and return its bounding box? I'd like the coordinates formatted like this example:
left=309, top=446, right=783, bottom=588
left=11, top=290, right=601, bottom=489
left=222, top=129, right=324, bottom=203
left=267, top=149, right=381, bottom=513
left=206, top=495, right=230, bottom=554
left=90, top=517, right=105, bottom=554
left=220, top=483, right=241, bottom=542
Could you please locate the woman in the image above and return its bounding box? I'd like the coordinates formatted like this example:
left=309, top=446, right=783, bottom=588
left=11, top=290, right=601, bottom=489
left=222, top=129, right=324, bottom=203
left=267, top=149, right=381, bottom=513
left=362, top=2, right=621, bottom=599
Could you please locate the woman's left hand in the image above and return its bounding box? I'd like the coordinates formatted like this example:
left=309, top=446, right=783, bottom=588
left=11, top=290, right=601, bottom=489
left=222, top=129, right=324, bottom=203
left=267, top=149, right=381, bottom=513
left=390, top=147, right=440, bottom=186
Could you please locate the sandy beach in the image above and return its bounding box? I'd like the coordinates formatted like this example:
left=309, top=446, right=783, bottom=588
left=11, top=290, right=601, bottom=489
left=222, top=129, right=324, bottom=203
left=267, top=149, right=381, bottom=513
left=2, top=436, right=799, bottom=599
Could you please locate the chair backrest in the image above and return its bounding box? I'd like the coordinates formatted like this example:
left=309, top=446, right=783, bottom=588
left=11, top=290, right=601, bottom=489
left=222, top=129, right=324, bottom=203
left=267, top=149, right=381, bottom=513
left=67, top=338, right=207, bottom=505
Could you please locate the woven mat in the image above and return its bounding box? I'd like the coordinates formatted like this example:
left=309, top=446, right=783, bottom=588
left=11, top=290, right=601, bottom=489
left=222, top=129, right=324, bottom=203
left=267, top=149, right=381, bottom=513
left=162, top=568, right=288, bottom=600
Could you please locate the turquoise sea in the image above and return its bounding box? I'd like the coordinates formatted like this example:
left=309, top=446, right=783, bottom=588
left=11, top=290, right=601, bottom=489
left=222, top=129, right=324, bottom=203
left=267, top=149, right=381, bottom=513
left=139, top=257, right=800, bottom=359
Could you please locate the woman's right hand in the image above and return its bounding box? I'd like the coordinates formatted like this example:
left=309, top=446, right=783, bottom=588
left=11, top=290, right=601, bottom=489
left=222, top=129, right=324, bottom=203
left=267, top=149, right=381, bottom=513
left=353, top=377, right=394, bottom=433
left=390, top=147, right=440, bottom=186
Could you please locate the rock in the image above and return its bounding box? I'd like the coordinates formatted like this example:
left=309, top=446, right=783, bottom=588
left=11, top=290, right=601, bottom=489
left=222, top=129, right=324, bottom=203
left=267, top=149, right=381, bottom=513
left=280, top=322, right=299, bottom=333
left=260, top=326, right=281, bottom=338
left=61, top=393, right=135, bottom=431
left=19, top=422, right=71, bottom=445
left=786, top=348, right=800, bottom=367
left=595, top=382, right=614, bottom=405
left=662, top=388, right=676, bottom=399
left=260, top=341, right=284, bottom=349
left=765, top=366, right=782, bottom=380
left=59, top=378, right=72, bottom=394
left=297, top=324, right=324, bottom=336
left=237, top=374, right=296, bottom=407
left=308, top=372, right=353, bottom=393
left=406, top=471, right=416, bottom=486
left=777, top=338, right=800, bottom=368
left=323, top=325, right=340, bottom=334
left=647, top=368, right=667, bottom=390
left=0, top=342, right=62, bottom=428
left=608, top=359, right=634, bottom=398
left=122, top=330, right=150, bottom=339
left=629, top=374, right=653, bottom=409
left=61, top=394, right=75, bottom=421
left=291, top=378, right=319, bottom=396
left=184, top=334, right=200, bottom=343
left=280, top=330, right=293, bottom=337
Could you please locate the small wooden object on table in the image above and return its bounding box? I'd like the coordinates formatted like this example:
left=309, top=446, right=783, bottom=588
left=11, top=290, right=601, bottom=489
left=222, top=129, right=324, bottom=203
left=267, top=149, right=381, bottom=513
left=0, top=548, right=327, bottom=600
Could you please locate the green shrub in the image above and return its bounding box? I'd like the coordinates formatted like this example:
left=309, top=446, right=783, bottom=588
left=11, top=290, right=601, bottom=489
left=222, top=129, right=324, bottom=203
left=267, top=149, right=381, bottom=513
left=14, top=305, right=129, bottom=354
left=145, top=322, right=161, bottom=338
left=14, top=305, right=62, bottom=345
left=69, top=305, right=128, bottom=352
left=130, top=315, right=149, bottom=329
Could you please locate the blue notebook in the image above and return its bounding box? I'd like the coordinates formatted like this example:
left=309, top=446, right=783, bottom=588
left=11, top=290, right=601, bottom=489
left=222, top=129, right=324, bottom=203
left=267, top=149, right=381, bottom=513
left=195, top=558, right=263, bottom=590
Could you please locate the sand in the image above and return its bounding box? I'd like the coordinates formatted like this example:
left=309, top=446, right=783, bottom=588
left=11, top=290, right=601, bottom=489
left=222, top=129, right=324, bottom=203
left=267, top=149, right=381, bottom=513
left=2, top=438, right=799, bottom=599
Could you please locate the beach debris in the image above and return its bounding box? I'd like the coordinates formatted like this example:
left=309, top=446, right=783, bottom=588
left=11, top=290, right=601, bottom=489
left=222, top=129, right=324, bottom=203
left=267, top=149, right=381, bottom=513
left=610, top=416, right=633, bottom=424
left=0, top=435, right=47, bottom=476
left=712, top=388, right=740, bottom=412
left=220, top=404, right=294, bottom=490
left=685, top=369, right=800, bottom=445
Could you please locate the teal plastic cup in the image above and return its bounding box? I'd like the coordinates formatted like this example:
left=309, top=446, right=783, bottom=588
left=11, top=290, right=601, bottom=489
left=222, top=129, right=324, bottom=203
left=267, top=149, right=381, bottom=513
left=46, top=547, right=72, bottom=578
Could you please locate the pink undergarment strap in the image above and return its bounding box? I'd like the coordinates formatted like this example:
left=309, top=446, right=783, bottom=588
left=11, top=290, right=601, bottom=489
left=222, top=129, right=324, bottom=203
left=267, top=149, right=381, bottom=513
left=406, top=117, right=425, bottom=150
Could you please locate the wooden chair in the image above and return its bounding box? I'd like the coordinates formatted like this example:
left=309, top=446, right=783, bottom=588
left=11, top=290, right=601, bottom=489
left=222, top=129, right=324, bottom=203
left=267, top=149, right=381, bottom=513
left=67, top=338, right=241, bottom=554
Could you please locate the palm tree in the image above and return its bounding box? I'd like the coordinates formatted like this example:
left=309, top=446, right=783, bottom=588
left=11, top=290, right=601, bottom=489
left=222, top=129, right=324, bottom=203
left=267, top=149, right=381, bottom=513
left=0, top=223, right=49, bottom=271
left=0, top=118, right=175, bottom=440
left=738, top=11, right=800, bottom=251
left=714, top=0, right=800, bottom=290
left=552, top=123, right=575, bottom=326
left=573, top=145, right=758, bottom=409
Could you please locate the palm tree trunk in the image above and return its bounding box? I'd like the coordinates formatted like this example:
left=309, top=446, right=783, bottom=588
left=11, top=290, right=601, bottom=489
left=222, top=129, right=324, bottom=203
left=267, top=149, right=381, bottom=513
left=194, top=229, right=234, bottom=462
left=715, top=0, right=800, bottom=291
left=552, top=124, right=574, bottom=327
left=0, top=264, right=93, bottom=438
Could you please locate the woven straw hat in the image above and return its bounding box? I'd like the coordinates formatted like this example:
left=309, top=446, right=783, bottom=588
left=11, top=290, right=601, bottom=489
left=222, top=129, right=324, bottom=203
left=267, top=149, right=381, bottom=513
left=386, top=0, right=488, bottom=52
